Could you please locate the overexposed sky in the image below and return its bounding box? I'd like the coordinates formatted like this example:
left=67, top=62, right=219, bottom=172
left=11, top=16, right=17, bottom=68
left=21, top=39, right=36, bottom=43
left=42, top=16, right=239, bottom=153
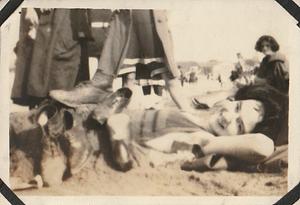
left=167, top=0, right=298, bottom=62
left=6, top=0, right=300, bottom=64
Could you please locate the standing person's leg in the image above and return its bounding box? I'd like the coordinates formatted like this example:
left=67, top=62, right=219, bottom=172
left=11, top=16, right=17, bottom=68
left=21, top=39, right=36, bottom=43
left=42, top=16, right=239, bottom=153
left=131, top=10, right=167, bottom=98
left=50, top=11, right=132, bottom=107
left=12, top=8, right=55, bottom=108
left=153, top=85, right=163, bottom=96
left=142, top=85, right=151, bottom=95
left=118, top=21, right=140, bottom=89
left=93, top=10, right=132, bottom=88
left=121, top=72, right=136, bottom=89
left=133, top=10, right=192, bottom=111
left=75, top=40, right=90, bottom=85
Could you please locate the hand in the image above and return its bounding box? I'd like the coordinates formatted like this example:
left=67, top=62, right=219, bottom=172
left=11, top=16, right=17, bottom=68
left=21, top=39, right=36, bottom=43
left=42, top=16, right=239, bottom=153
left=25, top=8, right=39, bottom=26
left=233, top=77, right=248, bottom=88
left=191, top=98, right=209, bottom=109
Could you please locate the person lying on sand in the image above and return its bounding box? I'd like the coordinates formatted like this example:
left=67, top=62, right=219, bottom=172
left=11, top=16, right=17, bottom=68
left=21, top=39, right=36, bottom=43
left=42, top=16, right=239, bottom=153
left=99, top=84, right=288, bottom=172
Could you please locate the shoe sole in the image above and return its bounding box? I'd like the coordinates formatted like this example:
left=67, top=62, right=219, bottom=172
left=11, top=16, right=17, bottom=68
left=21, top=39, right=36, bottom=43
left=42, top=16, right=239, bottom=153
left=50, top=90, right=113, bottom=108
left=50, top=98, right=82, bottom=108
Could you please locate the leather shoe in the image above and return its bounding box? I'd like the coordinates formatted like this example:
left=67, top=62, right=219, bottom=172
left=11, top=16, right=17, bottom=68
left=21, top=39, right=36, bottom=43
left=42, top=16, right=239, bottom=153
left=50, top=81, right=112, bottom=107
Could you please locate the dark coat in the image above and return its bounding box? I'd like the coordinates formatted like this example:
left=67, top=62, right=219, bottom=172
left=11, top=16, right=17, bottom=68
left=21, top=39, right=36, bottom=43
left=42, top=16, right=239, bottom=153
left=256, top=53, right=289, bottom=93
left=11, top=9, right=92, bottom=106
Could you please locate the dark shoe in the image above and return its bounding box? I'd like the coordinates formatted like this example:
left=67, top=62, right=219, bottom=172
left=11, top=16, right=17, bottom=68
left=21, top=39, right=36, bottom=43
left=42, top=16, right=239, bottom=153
left=181, top=158, right=210, bottom=172
left=192, top=144, right=205, bottom=158
left=36, top=103, right=75, bottom=139
left=36, top=104, right=64, bottom=138
left=50, top=81, right=112, bottom=107
left=91, top=88, right=132, bottom=124
left=181, top=155, right=224, bottom=172
left=111, top=140, right=133, bottom=172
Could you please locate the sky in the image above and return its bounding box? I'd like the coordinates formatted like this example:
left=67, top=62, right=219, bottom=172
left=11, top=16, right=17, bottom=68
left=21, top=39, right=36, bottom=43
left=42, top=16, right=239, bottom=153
left=6, top=0, right=300, bottom=65
left=167, top=0, right=299, bottom=63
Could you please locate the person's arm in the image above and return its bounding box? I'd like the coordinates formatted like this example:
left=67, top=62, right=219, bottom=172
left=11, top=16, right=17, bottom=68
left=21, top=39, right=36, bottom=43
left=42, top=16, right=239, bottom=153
left=192, top=88, right=237, bottom=108
left=201, top=133, right=274, bottom=163
left=270, top=61, right=289, bottom=92
left=253, top=76, right=267, bottom=85
left=162, top=73, right=193, bottom=112
left=146, top=131, right=274, bottom=164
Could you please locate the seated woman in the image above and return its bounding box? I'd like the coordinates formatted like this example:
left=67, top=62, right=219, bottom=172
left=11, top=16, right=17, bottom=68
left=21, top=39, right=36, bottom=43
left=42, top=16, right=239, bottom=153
left=234, top=35, right=289, bottom=94
left=102, top=84, right=288, bottom=171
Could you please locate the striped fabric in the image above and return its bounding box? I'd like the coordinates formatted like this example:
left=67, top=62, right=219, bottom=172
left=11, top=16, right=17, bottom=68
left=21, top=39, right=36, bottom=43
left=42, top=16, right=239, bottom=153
left=127, top=109, right=204, bottom=142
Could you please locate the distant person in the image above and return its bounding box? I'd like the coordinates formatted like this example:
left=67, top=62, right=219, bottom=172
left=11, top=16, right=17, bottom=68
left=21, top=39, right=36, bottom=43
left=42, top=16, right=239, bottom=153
left=180, top=70, right=185, bottom=87
left=254, top=35, right=289, bottom=93
left=234, top=35, right=289, bottom=94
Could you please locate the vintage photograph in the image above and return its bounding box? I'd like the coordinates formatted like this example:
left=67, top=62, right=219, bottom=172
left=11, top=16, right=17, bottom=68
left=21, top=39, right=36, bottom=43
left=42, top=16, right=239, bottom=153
left=4, top=1, right=293, bottom=198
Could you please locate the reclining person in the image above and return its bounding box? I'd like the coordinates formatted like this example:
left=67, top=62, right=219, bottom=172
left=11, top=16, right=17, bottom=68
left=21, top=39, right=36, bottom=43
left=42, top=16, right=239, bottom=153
left=102, top=85, right=288, bottom=172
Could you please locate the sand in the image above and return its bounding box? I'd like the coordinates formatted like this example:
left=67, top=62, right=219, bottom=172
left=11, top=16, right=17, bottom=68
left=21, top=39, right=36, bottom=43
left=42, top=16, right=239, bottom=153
left=9, top=73, right=287, bottom=196
left=14, top=153, right=287, bottom=196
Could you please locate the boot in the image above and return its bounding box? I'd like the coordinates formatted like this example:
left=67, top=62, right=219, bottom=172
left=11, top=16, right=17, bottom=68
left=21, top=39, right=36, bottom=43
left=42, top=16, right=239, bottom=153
left=49, top=71, right=114, bottom=107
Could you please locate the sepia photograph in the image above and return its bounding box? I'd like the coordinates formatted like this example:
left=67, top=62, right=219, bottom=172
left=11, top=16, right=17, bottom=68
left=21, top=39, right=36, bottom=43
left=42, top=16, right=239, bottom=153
left=1, top=0, right=299, bottom=203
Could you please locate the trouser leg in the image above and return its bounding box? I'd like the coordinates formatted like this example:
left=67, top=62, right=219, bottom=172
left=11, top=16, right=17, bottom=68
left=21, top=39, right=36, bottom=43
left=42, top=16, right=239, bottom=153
left=93, top=11, right=131, bottom=82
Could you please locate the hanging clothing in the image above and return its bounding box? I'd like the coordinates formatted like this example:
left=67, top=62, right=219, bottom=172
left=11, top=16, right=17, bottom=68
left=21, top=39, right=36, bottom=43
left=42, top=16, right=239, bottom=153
left=11, top=9, right=92, bottom=106
left=96, top=10, right=180, bottom=80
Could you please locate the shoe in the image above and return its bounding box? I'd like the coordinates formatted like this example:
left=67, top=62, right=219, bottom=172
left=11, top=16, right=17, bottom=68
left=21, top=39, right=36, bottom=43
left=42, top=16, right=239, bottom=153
left=36, top=103, right=64, bottom=138
left=50, top=81, right=112, bottom=107
left=181, top=155, right=224, bottom=172
left=91, top=88, right=132, bottom=124
left=64, top=125, right=93, bottom=174
left=50, top=71, right=114, bottom=107
left=111, top=140, right=133, bottom=172
left=181, top=158, right=209, bottom=172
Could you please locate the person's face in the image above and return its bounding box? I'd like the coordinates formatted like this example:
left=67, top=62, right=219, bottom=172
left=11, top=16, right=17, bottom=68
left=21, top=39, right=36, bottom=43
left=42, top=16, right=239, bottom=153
left=208, top=99, right=264, bottom=136
left=261, top=40, right=274, bottom=55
